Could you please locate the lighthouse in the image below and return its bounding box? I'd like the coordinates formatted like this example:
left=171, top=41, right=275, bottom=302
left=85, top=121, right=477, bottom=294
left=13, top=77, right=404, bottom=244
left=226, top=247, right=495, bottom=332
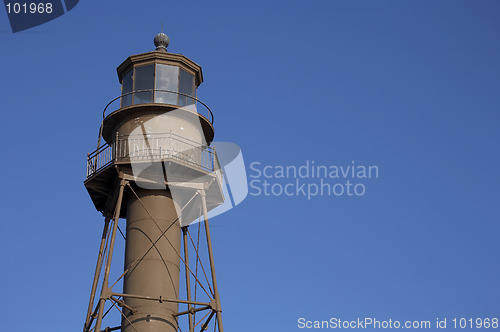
left=83, top=33, right=225, bottom=332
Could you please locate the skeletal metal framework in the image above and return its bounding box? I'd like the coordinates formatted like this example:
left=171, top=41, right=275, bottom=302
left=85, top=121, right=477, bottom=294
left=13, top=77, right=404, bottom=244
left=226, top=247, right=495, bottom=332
left=82, top=34, right=225, bottom=332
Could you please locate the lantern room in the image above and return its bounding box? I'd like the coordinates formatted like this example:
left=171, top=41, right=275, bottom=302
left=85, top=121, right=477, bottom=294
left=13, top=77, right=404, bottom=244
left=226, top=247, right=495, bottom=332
left=100, top=34, right=214, bottom=146
left=116, top=33, right=204, bottom=109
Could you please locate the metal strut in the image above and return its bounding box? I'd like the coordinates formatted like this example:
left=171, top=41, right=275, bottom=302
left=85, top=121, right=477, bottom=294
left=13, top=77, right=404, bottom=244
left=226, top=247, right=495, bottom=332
left=83, top=216, right=110, bottom=332
left=93, top=179, right=127, bottom=332
left=183, top=226, right=195, bottom=332
left=200, top=188, right=224, bottom=332
left=84, top=181, right=224, bottom=332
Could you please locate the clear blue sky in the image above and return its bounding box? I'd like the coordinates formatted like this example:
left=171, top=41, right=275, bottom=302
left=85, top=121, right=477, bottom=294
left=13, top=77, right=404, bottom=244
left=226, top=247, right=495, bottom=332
left=0, top=1, right=499, bottom=331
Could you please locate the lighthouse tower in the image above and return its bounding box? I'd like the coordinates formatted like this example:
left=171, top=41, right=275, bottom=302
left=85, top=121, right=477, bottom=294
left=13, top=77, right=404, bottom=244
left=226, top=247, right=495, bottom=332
left=83, top=33, right=225, bottom=332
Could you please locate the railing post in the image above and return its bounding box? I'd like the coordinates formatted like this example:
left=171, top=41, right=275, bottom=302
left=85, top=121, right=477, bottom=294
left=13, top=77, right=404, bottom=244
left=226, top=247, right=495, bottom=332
left=115, top=132, right=119, bottom=161
left=212, top=147, right=216, bottom=171
left=169, top=130, right=173, bottom=159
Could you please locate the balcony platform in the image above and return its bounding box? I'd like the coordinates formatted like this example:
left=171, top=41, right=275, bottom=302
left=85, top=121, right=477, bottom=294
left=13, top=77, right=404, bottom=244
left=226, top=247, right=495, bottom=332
left=85, top=133, right=224, bottom=224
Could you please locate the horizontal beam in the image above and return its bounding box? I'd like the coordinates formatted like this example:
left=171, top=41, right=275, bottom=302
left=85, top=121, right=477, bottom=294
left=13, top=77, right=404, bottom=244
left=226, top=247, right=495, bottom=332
left=173, top=306, right=212, bottom=318
left=111, top=292, right=211, bottom=307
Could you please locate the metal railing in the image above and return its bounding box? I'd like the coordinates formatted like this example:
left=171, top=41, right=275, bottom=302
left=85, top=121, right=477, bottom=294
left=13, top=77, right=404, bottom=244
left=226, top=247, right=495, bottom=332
left=87, top=132, right=220, bottom=178
left=87, top=144, right=115, bottom=177
left=103, top=89, right=214, bottom=124
left=93, top=90, right=214, bottom=170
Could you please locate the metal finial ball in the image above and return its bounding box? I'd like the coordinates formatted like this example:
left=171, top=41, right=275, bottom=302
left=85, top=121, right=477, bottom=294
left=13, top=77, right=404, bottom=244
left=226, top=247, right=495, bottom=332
left=154, top=32, right=170, bottom=51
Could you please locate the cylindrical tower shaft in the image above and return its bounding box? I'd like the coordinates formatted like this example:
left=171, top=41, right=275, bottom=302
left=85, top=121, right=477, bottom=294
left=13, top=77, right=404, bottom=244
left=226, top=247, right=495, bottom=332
left=122, top=187, right=181, bottom=332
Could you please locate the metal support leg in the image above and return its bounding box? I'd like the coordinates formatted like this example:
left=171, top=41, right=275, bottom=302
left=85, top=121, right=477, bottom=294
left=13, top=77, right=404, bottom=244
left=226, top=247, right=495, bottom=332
left=94, top=179, right=127, bottom=332
left=200, top=189, right=224, bottom=332
left=84, top=217, right=110, bottom=331
left=182, top=226, right=194, bottom=332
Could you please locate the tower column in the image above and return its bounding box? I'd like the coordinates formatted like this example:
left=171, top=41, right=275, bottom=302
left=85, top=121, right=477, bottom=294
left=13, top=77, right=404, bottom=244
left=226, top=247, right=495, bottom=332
left=122, top=187, right=181, bottom=332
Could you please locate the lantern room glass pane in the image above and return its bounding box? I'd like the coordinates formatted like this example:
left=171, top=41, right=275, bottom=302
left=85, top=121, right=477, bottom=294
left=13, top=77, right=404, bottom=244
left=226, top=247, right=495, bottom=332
left=121, top=70, right=133, bottom=107
left=134, top=65, right=154, bottom=104
left=179, top=68, right=195, bottom=107
left=155, top=64, right=178, bottom=104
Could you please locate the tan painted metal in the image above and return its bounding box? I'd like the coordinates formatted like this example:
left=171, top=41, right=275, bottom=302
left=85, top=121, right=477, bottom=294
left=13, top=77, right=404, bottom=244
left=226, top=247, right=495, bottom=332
left=122, top=188, right=181, bottom=332
left=201, top=189, right=224, bottom=331
left=83, top=38, right=225, bottom=332
left=94, top=179, right=127, bottom=332
left=182, top=227, right=194, bottom=331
